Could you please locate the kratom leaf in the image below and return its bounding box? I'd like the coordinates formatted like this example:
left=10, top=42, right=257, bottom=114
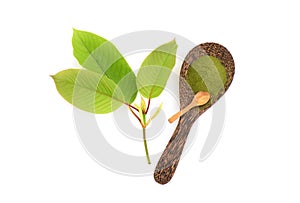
left=146, top=103, right=163, bottom=126
left=51, top=69, right=127, bottom=114
left=72, top=29, right=137, bottom=103
left=136, top=39, right=178, bottom=98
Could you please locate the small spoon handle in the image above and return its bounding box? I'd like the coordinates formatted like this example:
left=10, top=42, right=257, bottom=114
left=168, top=111, right=182, bottom=123
left=168, top=103, right=195, bottom=123
left=154, top=108, right=199, bottom=184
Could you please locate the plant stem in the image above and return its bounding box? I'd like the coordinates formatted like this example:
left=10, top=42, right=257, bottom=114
left=142, top=113, right=146, bottom=128
left=143, top=127, right=151, bottom=164
left=128, top=99, right=151, bottom=164
left=142, top=113, right=151, bottom=164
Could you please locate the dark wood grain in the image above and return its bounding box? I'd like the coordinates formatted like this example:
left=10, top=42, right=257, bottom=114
left=154, top=43, right=235, bottom=185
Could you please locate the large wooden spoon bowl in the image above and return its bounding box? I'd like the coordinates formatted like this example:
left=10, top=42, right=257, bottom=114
left=154, top=42, right=235, bottom=184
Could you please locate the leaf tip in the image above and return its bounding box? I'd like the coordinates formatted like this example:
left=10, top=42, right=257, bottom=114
left=72, top=28, right=81, bottom=36
left=172, top=38, right=178, bottom=47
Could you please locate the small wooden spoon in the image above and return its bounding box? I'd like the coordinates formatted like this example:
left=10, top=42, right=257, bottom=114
left=168, top=91, right=210, bottom=123
left=154, top=42, right=235, bottom=184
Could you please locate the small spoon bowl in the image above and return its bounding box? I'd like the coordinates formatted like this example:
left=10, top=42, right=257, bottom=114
left=168, top=91, right=210, bottom=123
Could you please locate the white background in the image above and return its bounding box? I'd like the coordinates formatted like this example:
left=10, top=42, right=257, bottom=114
left=1, top=0, right=300, bottom=202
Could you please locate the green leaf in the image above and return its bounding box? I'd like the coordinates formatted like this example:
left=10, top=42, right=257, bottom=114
left=72, top=29, right=137, bottom=103
left=136, top=39, right=178, bottom=98
left=51, top=69, right=128, bottom=114
left=146, top=103, right=163, bottom=126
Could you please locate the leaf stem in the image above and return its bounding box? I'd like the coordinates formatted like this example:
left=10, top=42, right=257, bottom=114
left=128, top=106, right=143, bottom=127
left=145, top=99, right=151, bottom=114
left=127, top=103, right=139, bottom=112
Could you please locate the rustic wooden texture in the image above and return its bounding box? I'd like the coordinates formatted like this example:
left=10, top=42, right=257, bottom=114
left=154, top=43, right=235, bottom=185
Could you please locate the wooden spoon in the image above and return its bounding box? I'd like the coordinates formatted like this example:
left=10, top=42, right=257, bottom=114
left=154, top=42, right=235, bottom=184
left=168, top=91, right=211, bottom=123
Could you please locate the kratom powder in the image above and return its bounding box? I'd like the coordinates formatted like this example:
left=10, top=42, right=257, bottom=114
left=186, top=56, right=227, bottom=109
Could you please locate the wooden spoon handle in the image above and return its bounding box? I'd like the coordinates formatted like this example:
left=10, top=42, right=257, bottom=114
left=154, top=110, right=198, bottom=184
